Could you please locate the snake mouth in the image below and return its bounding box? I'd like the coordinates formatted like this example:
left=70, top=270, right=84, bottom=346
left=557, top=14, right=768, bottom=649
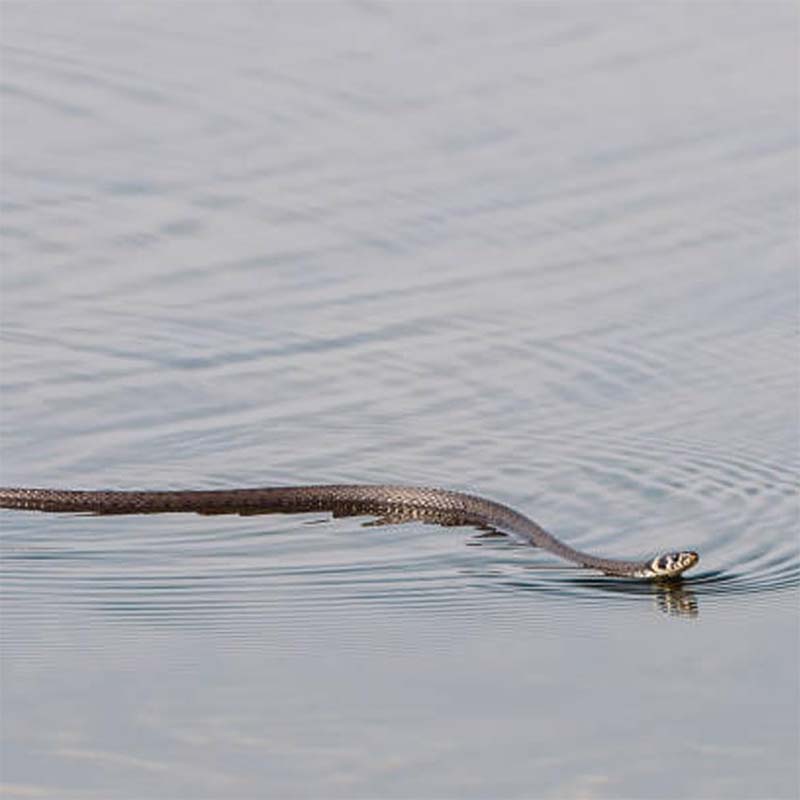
left=649, top=551, right=699, bottom=578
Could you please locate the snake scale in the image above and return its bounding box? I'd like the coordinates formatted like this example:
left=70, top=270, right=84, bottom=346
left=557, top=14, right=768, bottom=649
left=0, top=484, right=698, bottom=579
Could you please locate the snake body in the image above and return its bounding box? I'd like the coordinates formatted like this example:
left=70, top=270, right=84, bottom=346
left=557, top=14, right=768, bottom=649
left=0, top=484, right=698, bottom=579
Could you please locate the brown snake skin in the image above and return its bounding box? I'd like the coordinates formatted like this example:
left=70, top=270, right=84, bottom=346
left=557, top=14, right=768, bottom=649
left=0, top=484, right=699, bottom=578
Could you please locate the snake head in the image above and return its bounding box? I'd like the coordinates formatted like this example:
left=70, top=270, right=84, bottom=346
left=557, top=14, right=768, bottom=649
left=647, top=551, right=699, bottom=578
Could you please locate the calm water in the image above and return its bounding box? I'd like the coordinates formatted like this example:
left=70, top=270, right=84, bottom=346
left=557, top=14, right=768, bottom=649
left=1, top=4, right=798, bottom=799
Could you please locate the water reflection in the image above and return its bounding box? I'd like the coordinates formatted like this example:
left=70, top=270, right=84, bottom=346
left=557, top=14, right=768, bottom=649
left=654, top=581, right=698, bottom=618
left=497, top=568, right=701, bottom=618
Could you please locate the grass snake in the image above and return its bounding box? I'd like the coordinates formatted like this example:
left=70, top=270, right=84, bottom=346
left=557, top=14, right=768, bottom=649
left=0, top=484, right=698, bottom=579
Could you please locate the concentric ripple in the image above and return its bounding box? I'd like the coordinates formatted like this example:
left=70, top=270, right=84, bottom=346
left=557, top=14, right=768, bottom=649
left=2, top=474, right=797, bottom=629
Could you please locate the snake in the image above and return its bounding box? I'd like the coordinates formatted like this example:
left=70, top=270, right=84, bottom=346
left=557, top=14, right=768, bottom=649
left=0, top=484, right=698, bottom=579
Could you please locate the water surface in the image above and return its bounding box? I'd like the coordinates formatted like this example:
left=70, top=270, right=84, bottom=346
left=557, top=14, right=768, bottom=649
left=1, top=4, right=798, bottom=799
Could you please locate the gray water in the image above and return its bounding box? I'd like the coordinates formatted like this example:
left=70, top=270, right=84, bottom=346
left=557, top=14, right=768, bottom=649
left=1, top=4, right=798, bottom=799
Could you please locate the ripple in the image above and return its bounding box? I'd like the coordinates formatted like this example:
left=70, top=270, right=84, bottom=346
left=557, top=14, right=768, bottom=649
left=2, top=497, right=797, bottom=630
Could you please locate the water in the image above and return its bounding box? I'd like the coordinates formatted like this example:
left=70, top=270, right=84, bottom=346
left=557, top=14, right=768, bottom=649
left=1, top=4, right=798, bottom=799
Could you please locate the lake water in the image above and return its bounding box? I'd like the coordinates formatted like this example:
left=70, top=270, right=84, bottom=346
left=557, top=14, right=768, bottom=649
left=1, top=4, right=798, bottom=799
